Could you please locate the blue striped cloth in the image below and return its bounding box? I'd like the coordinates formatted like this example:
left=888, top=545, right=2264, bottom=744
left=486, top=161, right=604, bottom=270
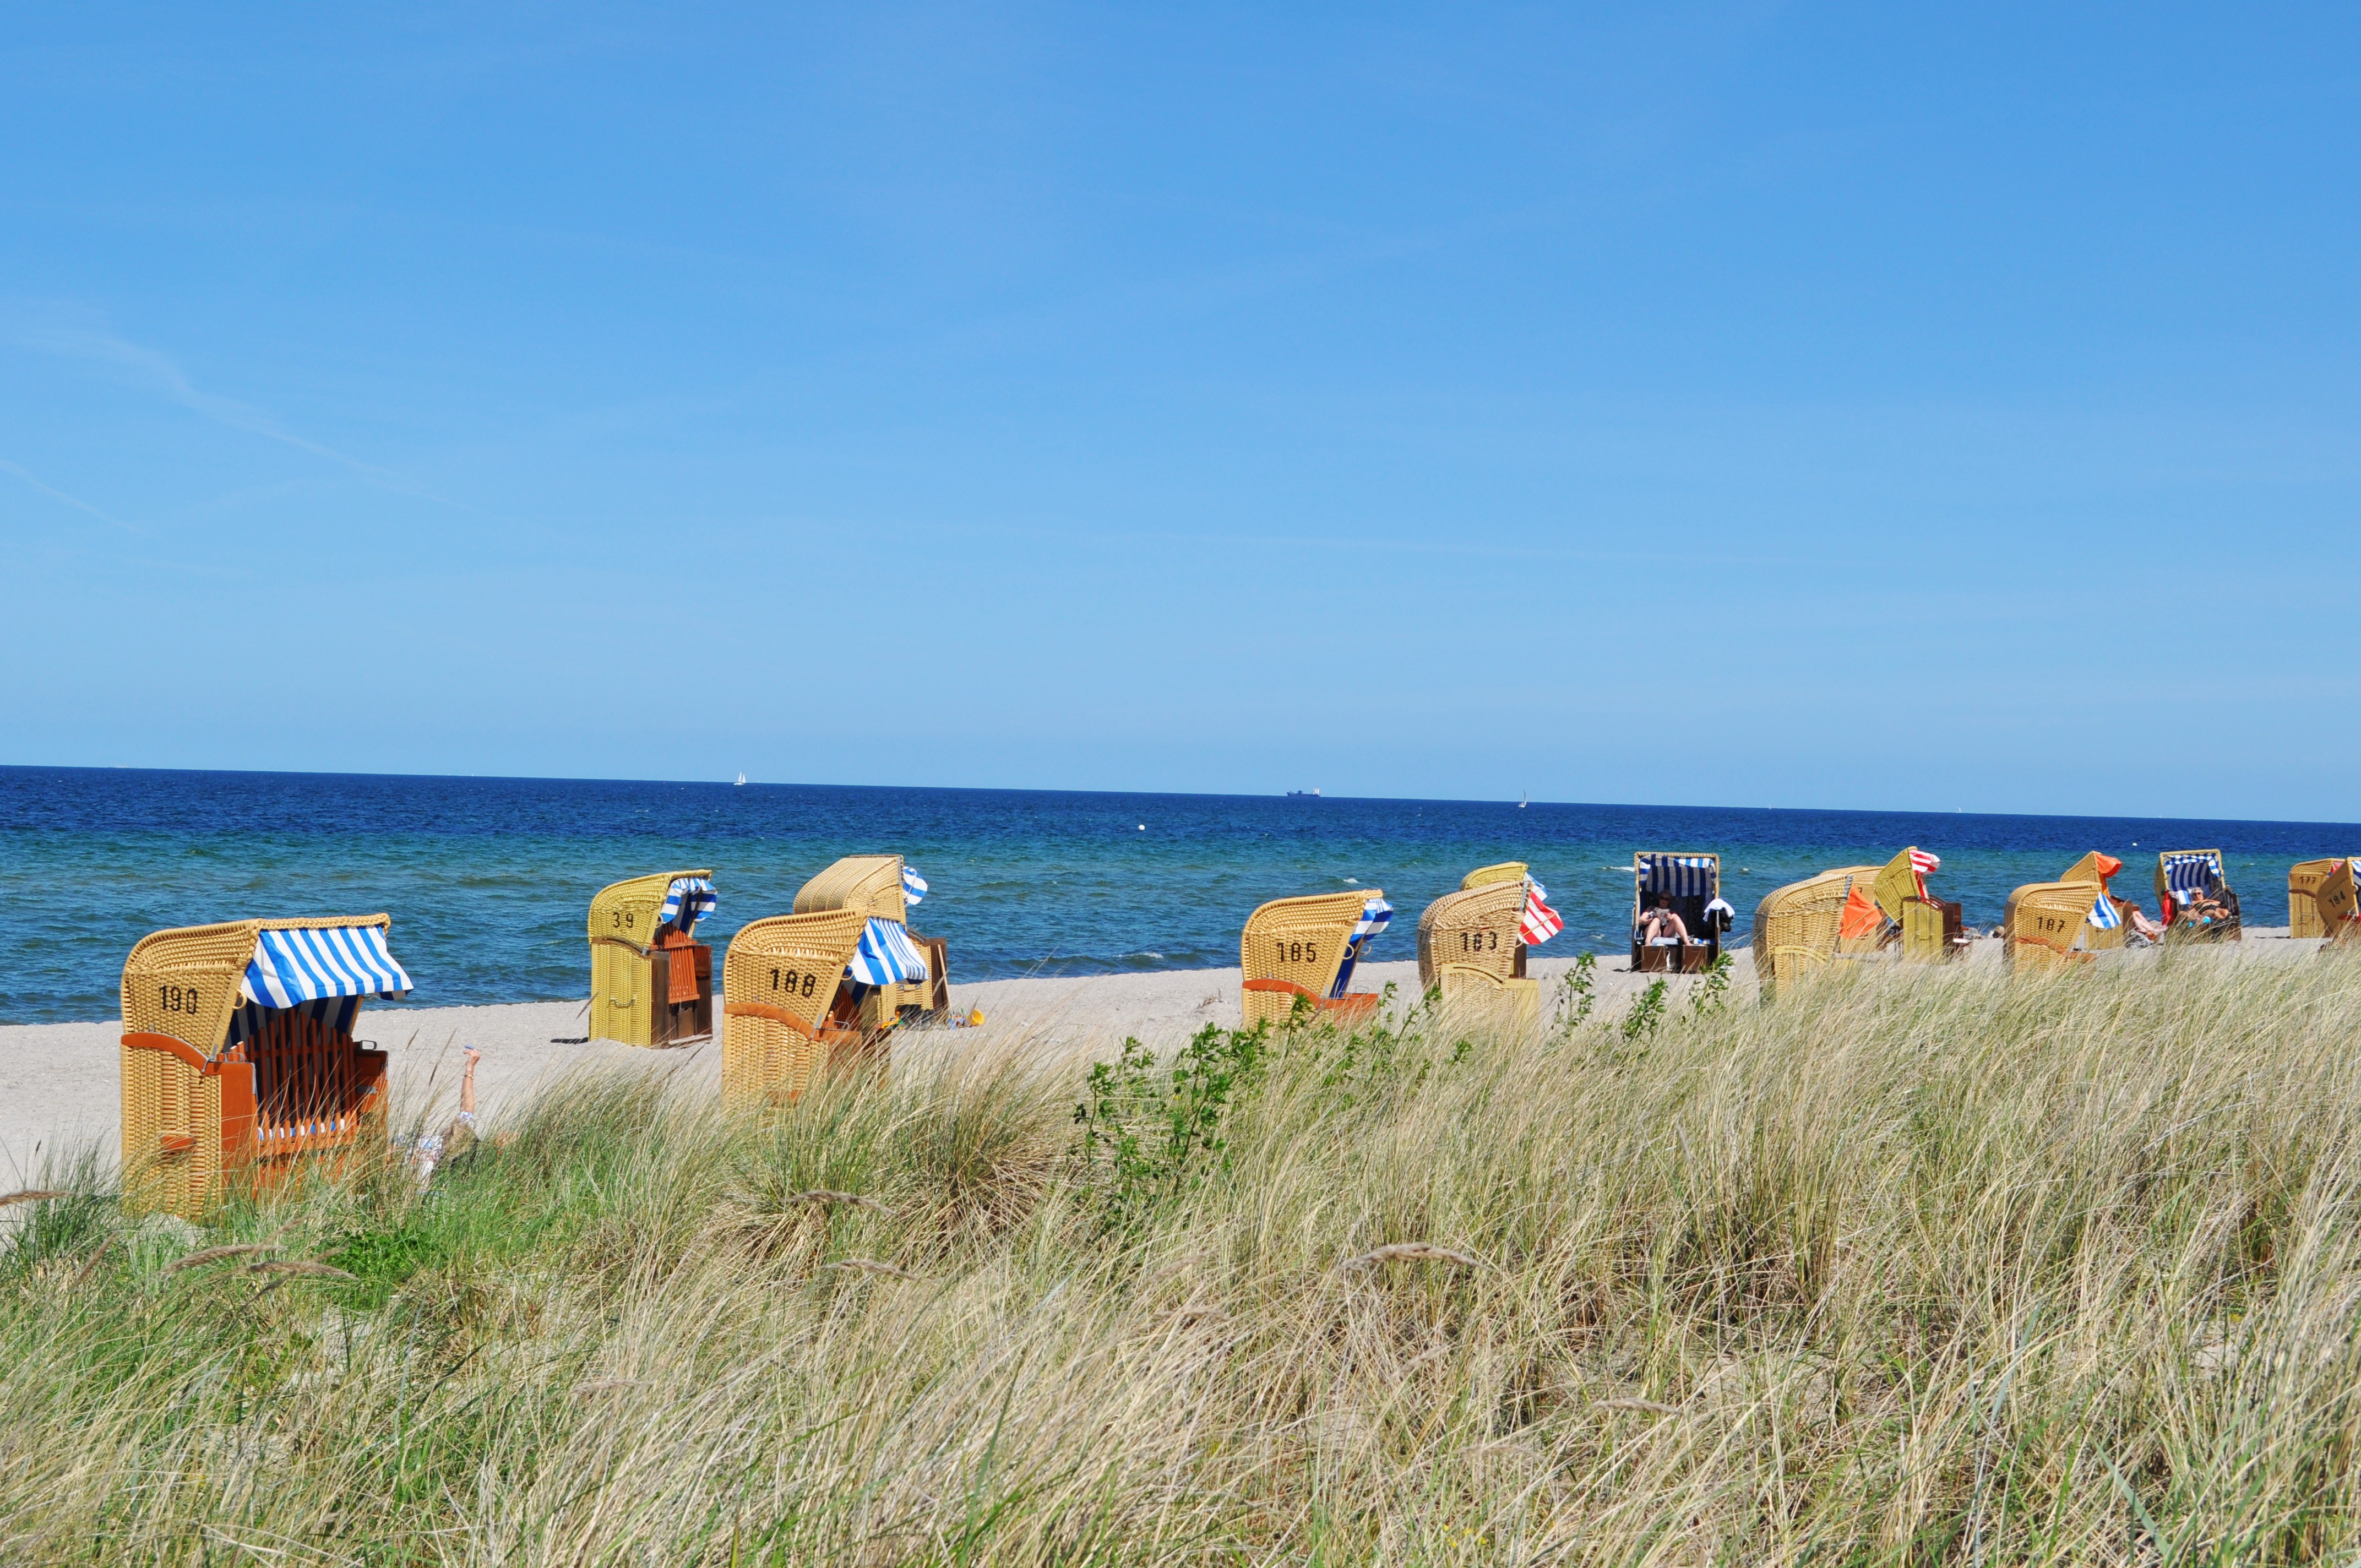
left=1638, top=854, right=1717, bottom=897
left=2162, top=853, right=2219, bottom=899
left=1330, top=895, right=1394, bottom=998
left=241, top=924, right=412, bottom=1009
left=225, top=994, right=359, bottom=1054
left=2088, top=894, right=2123, bottom=930
left=902, top=866, right=928, bottom=906
left=847, top=918, right=930, bottom=986
left=656, top=875, right=718, bottom=932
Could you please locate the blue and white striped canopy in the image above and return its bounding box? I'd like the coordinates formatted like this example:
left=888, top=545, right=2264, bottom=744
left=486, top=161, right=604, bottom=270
left=902, top=866, right=927, bottom=906
left=847, top=918, right=929, bottom=987
left=1638, top=854, right=1717, bottom=897
left=2088, top=894, right=2123, bottom=931
left=241, top=924, right=412, bottom=1009
left=657, top=875, right=718, bottom=932
left=2161, top=853, right=2221, bottom=897
left=1330, top=895, right=1394, bottom=998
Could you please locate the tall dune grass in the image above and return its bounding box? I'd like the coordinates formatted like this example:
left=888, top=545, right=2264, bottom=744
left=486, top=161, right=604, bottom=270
left=7, top=950, right=2361, bottom=1564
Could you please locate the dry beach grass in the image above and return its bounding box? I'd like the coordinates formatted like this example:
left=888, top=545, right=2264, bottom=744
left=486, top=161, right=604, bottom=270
left=7, top=948, right=2361, bottom=1563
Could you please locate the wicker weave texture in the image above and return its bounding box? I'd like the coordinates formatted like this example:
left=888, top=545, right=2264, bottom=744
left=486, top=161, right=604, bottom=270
left=1870, top=850, right=1924, bottom=924
left=793, top=856, right=906, bottom=923
left=119, top=913, right=396, bottom=1219
left=1750, top=867, right=1877, bottom=994
left=1901, top=899, right=1949, bottom=961
left=1417, top=880, right=1525, bottom=990
left=2290, top=859, right=2339, bottom=938
left=1432, top=970, right=1541, bottom=1030
left=1240, top=890, right=1375, bottom=1028
left=587, top=869, right=709, bottom=956
left=720, top=910, right=868, bottom=1103
left=121, top=1041, right=224, bottom=1217
left=1459, top=862, right=1528, bottom=891
left=2318, top=860, right=2360, bottom=942
left=2004, top=879, right=2106, bottom=968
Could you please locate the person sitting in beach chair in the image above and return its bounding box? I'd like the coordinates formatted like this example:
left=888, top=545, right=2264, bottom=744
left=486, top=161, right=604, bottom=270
left=2156, top=851, right=2242, bottom=941
left=1629, top=853, right=1721, bottom=972
left=1635, top=893, right=1689, bottom=946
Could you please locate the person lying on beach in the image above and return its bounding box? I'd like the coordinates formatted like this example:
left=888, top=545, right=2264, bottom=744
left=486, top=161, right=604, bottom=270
left=1635, top=894, right=1690, bottom=945
left=2123, top=901, right=2169, bottom=944
left=414, top=1046, right=479, bottom=1191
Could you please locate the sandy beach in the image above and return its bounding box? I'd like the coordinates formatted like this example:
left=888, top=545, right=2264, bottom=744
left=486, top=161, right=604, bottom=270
left=0, top=932, right=2320, bottom=1185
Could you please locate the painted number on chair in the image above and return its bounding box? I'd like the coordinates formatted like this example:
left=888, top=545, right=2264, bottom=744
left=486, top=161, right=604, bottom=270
left=770, top=967, right=819, bottom=998
left=611, top=910, right=635, bottom=930
left=157, top=984, right=200, bottom=1015
left=1275, top=941, right=1319, bottom=965
left=1458, top=931, right=1500, bottom=953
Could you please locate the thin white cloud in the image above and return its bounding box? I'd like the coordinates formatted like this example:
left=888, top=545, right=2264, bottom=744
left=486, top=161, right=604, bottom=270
left=0, top=456, right=144, bottom=536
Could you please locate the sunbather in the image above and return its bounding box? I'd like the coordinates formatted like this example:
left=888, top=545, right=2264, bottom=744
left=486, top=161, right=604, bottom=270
left=1636, top=893, right=1690, bottom=945
left=414, top=1046, right=479, bottom=1190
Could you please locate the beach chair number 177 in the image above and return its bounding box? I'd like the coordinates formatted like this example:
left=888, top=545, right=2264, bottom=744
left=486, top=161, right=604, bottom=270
left=770, top=968, right=819, bottom=998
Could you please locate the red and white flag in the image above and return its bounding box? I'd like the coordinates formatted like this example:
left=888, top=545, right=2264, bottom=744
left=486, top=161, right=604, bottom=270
left=1519, top=880, right=1564, bottom=945
left=1908, top=850, right=1940, bottom=874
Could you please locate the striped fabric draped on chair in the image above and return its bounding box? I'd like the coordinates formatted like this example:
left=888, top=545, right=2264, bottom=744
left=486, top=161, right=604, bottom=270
left=847, top=918, right=930, bottom=986
left=656, top=875, right=718, bottom=932
left=1638, top=855, right=1717, bottom=897
left=241, top=925, right=412, bottom=1009
left=1329, top=896, right=1393, bottom=998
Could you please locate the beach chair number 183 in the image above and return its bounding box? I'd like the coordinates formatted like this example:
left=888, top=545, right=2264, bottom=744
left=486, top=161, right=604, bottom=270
left=1458, top=932, right=1501, bottom=952
left=770, top=967, right=820, bottom=998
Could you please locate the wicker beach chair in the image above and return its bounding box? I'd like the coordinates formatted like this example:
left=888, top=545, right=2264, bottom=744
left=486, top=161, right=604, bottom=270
left=1869, top=847, right=1967, bottom=962
left=1241, top=889, right=1392, bottom=1028
left=793, top=854, right=951, bottom=1030
left=119, top=915, right=412, bottom=1218
left=588, top=870, right=717, bottom=1048
left=2289, top=859, right=2346, bottom=939
left=2003, top=853, right=2123, bottom=971
left=719, top=909, right=873, bottom=1104
left=2155, top=850, right=2242, bottom=941
left=1750, top=864, right=1881, bottom=996
left=1417, top=864, right=1539, bottom=1028
left=2315, top=859, right=2360, bottom=946
left=1630, top=853, right=1724, bottom=973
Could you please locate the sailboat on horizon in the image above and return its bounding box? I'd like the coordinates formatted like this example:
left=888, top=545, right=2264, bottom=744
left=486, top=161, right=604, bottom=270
left=734, top=771, right=747, bottom=787
left=1519, top=791, right=1528, bottom=808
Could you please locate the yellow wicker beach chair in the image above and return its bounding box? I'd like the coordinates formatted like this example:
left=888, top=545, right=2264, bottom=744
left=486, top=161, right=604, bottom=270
left=1241, top=889, right=1392, bottom=1028
left=2315, top=859, right=2359, bottom=946
left=2003, top=853, right=2122, bottom=971
left=2155, top=850, right=2242, bottom=941
left=119, top=915, right=412, bottom=1218
left=588, top=870, right=717, bottom=1048
left=793, top=854, right=951, bottom=1030
left=1630, top=853, right=1725, bottom=973
left=1868, top=847, right=1966, bottom=962
left=719, top=909, right=873, bottom=1104
left=1750, top=865, right=1881, bottom=996
left=1417, top=864, right=1539, bottom=1028
left=2289, top=859, right=2345, bottom=939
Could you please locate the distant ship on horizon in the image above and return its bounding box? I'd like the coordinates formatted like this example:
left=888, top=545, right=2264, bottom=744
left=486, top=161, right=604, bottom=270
left=1287, top=787, right=1321, bottom=798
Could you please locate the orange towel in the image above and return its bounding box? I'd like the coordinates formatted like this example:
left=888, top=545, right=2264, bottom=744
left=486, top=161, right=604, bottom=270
left=666, top=943, right=703, bottom=1005
left=1839, top=886, right=1885, bottom=941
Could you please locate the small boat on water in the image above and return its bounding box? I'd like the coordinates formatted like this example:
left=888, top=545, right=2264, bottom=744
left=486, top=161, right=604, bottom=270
left=1287, top=787, right=1321, bottom=798
left=735, top=772, right=747, bottom=787
left=1519, top=791, right=1528, bottom=809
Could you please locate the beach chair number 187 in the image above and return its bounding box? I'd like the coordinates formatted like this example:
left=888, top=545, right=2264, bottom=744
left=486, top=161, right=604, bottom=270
left=769, top=967, right=819, bottom=998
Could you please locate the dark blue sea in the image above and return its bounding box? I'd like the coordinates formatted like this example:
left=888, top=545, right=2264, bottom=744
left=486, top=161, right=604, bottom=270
left=3, top=766, right=2354, bottom=1025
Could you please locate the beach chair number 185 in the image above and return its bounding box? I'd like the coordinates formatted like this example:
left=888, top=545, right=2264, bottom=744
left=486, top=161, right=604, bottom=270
left=1276, top=941, right=1319, bottom=965
left=769, top=967, right=819, bottom=998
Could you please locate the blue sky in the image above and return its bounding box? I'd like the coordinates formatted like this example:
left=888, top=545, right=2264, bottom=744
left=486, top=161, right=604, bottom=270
left=3, top=4, right=2355, bottom=820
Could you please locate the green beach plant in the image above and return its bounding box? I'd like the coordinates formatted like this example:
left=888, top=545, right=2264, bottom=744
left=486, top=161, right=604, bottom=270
left=4, top=950, right=2361, bottom=1561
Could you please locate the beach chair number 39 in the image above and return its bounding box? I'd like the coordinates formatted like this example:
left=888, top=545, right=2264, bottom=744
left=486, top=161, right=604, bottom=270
left=1275, top=941, right=1319, bottom=965
left=769, top=967, right=819, bottom=998
left=611, top=910, right=634, bottom=930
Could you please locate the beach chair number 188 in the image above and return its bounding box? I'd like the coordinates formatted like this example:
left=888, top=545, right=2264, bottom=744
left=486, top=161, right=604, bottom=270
left=769, top=967, right=819, bottom=998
